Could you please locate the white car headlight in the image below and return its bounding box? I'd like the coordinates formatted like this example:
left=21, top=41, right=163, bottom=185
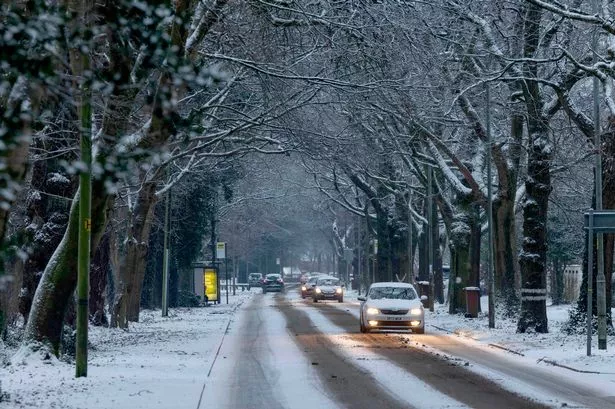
left=301, top=286, right=307, bottom=291
left=336, top=288, right=342, bottom=294
left=366, top=307, right=380, bottom=315
left=315, top=288, right=322, bottom=294
left=410, top=308, right=423, bottom=315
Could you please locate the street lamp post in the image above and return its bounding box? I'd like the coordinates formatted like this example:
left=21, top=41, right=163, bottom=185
left=485, top=79, right=495, bottom=329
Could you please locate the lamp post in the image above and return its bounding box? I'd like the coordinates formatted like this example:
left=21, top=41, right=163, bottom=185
left=161, top=184, right=170, bottom=317
left=485, top=78, right=495, bottom=329
left=592, top=0, right=607, bottom=351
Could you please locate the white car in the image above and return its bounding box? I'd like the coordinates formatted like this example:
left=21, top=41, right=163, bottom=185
left=358, top=282, right=425, bottom=334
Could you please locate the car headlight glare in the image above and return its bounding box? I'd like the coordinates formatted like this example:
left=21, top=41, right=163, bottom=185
left=336, top=288, right=342, bottom=294
left=301, top=286, right=307, bottom=291
left=410, top=308, right=423, bottom=315
left=315, top=288, right=322, bottom=294
left=366, top=307, right=380, bottom=315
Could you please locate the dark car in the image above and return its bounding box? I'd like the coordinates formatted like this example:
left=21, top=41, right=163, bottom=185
left=312, top=276, right=343, bottom=303
left=262, top=274, right=284, bottom=293
left=301, top=276, right=319, bottom=299
left=248, top=273, right=263, bottom=289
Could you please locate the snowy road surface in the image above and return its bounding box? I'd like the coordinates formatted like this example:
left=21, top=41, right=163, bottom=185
left=4, top=287, right=615, bottom=409
left=202, top=286, right=555, bottom=409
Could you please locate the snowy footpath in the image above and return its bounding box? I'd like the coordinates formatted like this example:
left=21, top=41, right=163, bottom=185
left=0, top=290, right=254, bottom=409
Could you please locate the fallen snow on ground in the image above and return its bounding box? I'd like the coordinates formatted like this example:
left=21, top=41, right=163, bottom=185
left=426, top=296, right=615, bottom=375
left=0, top=290, right=255, bottom=409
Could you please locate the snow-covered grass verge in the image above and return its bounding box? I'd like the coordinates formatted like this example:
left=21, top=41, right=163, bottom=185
left=0, top=290, right=255, bottom=409
left=426, top=296, right=615, bottom=375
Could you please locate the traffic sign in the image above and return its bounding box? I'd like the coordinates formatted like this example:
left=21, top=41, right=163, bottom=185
left=584, top=211, right=615, bottom=232
left=216, top=242, right=226, bottom=259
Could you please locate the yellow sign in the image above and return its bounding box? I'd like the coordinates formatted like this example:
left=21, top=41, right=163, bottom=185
left=204, top=268, right=218, bottom=302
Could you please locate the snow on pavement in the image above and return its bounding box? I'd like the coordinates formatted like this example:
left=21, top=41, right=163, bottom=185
left=0, top=291, right=255, bottom=409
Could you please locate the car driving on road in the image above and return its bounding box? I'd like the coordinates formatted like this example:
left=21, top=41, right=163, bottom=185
left=312, top=276, right=343, bottom=303
left=301, top=275, right=319, bottom=299
left=358, top=282, right=424, bottom=334
left=262, top=274, right=284, bottom=293
left=248, top=273, right=263, bottom=289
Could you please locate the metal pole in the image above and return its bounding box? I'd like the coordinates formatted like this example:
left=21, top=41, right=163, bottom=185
left=592, top=0, right=607, bottom=348
left=161, top=185, right=170, bottom=317
left=587, top=209, right=594, bottom=356
left=486, top=80, right=496, bottom=329
left=408, top=186, right=414, bottom=285
left=357, top=214, right=362, bottom=295
left=233, top=255, right=237, bottom=296
left=427, top=166, right=434, bottom=312
left=225, top=257, right=229, bottom=304
left=75, top=33, right=92, bottom=378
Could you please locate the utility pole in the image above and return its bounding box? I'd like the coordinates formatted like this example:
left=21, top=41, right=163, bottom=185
left=161, top=184, right=170, bottom=317
left=427, top=166, right=434, bottom=312
left=408, top=185, right=414, bottom=285
left=357, top=214, right=362, bottom=295
left=587, top=209, right=594, bottom=356
left=593, top=0, right=607, bottom=351
left=74, top=1, right=92, bottom=378
left=486, top=79, right=496, bottom=329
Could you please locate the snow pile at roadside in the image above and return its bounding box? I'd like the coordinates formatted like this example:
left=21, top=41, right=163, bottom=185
left=425, top=297, right=615, bottom=375
left=0, top=290, right=254, bottom=409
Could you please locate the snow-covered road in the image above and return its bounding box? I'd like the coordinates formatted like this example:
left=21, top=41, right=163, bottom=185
left=3, top=286, right=614, bottom=409
left=203, top=286, right=558, bottom=409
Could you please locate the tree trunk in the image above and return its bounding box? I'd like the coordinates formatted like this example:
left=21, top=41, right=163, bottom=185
left=448, top=211, right=472, bottom=314
left=119, top=179, right=160, bottom=323
left=432, top=199, right=444, bottom=303
left=551, top=259, right=564, bottom=306
left=89, top=232, right=109, bottom=326
left=517, top=2, right=549, bottom=334
left=493, top=196, right=519, bottom=315
left=24, top=186, right=113, bottom=354
left=469, top=204, right=481, bottom=312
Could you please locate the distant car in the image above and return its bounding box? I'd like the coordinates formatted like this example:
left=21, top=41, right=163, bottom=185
left=248, top=273, right=263, bottom=289
left=300, top=273, right=309, bottom=284
left=312, top=276, right=344, bottom=303
left=301, top=276, right=319, bottom=299
left=262, top=274, right=284, bottom=293
left=358, top=282, right=425, bottom=334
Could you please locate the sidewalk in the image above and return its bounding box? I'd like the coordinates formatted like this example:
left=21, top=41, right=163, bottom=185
left=0, top=290, right=255, bottom=409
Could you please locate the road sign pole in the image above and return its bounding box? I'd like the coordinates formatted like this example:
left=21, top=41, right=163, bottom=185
left=225, top=257, right=229, bottom=304
left=587, top=209, right=594, bottom=356
left=592, top=0, right=607, bottom=352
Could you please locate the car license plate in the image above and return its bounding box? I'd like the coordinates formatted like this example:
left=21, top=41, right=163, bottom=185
left=385, top=316, right=405, bottom=321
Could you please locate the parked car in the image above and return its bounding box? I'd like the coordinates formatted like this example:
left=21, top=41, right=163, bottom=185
left=248, top=273, right=263, bottom=289
left=301, top=276, right=319, bottom=299
left=262, top=274, right=284, bottom=293
left=312, top=276, right=344, bottom=303
left=358, top=282, right=425, bottom=334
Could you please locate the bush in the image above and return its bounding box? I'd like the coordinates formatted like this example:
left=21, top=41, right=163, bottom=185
left=177, top=290, right=200, bottom=307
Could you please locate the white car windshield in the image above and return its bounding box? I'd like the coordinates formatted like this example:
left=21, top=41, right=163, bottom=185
left=368, top=287, right=417, bottom=300
left=317, top=278, right=339, bottom=286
